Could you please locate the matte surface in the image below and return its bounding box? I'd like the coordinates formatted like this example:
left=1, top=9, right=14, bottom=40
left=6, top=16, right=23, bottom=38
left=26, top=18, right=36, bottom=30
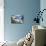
left=4, top=0, right=40, bottom=42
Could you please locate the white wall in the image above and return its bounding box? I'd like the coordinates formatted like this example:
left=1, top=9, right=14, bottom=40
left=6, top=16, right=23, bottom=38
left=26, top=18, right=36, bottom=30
left=0, top=0, right=4, bottom=42
left=40, top=0, right=46, bottom=27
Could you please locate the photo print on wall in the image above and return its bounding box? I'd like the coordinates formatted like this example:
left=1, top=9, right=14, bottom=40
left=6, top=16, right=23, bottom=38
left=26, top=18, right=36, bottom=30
left=11, top=15, right=24, bottom=24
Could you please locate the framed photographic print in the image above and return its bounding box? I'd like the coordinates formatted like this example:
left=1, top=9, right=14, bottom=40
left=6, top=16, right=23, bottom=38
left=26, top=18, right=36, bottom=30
left=11, top=15, right=24, bottom=24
